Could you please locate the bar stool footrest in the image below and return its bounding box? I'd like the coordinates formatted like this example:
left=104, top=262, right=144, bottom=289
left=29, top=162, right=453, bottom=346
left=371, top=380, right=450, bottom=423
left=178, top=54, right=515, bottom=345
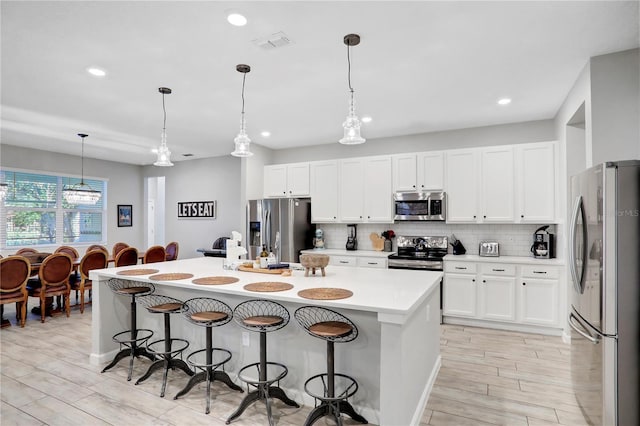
left=237, top=361, right=288, bottom=386
left=186, top=347, right=232, bottom=370
left=146, top=338, right=189, bottom=357
left=304, top=373, right=359, bottom=402
left=112, top=328, right=153, bottom=346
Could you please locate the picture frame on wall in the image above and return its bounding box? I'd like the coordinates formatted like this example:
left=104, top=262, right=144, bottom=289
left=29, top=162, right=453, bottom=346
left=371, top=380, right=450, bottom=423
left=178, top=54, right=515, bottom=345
left=117, top=204, right=132, bottom=227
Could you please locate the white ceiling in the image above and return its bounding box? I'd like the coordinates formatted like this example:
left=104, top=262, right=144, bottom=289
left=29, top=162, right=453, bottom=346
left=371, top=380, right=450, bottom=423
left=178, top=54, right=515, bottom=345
left=2, top=1, right=639, bottom=165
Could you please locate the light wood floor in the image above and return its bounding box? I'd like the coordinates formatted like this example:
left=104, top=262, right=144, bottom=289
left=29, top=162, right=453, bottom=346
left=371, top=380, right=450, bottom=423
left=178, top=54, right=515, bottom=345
left=0, top=305, right=585, bottom=426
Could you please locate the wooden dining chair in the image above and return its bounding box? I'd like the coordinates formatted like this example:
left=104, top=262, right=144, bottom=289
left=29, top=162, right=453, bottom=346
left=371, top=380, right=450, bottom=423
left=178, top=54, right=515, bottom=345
left=54, top=245, right=80, bottom=261
left=87, top=244, right=109, bottom=255
left=143, top=245, right=166, bottom=264
left=115, top=246, right=139, bottom=267
left=28, top=253, right=73, bottom=323
left=112, top=242, right=129, bottom=260
left=16, top=248, right=38, bottom=255
left=72, top=249, right=108, bottom=313
left=0, top=256, right=31, bottom=327
left=165, top=241, right=179, bottom=261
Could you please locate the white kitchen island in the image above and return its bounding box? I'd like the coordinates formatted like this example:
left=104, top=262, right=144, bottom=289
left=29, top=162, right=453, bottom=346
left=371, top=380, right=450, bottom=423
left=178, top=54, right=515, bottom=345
left=90, top=257, right=442, bottom=425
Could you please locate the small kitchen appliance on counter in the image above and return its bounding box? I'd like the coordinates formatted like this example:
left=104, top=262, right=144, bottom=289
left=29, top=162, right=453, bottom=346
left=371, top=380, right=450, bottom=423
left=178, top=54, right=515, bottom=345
left=531, top=225, right=555, bottom=258
left=450, top=234, right=466, bottom=255
left=479, top=241, right=500, bottom=257
left=346, top=224, right=357, bottom=251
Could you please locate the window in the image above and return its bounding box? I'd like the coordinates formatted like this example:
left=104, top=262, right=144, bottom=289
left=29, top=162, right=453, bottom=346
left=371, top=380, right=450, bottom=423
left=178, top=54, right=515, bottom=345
left=0, top=170, right=106, bottom=248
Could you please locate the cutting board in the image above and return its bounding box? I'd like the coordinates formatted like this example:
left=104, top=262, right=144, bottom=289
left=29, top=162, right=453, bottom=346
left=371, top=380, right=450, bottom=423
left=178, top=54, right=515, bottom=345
left=238, top=265, right=290, bottom=275
left=369, top=233, right=385, bottom=251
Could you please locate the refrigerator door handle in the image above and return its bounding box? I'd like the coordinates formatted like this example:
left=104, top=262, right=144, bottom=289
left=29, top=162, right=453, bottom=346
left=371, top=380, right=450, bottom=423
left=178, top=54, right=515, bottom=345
left=569, top=196, right=588, bottom=294
left=569, top=311, right=601, bottom=344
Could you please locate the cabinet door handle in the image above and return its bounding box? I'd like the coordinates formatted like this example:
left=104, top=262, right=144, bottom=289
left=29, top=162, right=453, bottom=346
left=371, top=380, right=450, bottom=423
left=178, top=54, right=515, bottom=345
left=522, top=282, right=526, bottom=286
left=412, top=185, right=416, bottom=188
left=533, top=271, right=547, bottom=274
left=359, top=216, right=362, bottom=219
left=483, top=215, right=487, bottom=218
left=455, top=266, right=467, bottom=270
left=333, top=216, right=337, bottom=219
left=339, top=261, right=349, bottom=264
left=289, top=190, right=292, bottom=193
left=472, top=279, right=476, bottom=282
left=473, top=215, right=477, bottom=219
left=367, top=262, right=377, bottom=265
left=368, top=215, right=371, bottom=219
left=421, top=184, right=425, bottom=188
left=492, top=268, right=505, bottom=272
left=521, top=214, right=524, bottom=218
left=482, top=279, right=486, bottom=283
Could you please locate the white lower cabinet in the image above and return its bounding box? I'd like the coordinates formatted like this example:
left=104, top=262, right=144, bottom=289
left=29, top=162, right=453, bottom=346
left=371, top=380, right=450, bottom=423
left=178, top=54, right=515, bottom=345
left=443, top=274, right=477, bottom=317
left=444, top=260, right=560, bottom=331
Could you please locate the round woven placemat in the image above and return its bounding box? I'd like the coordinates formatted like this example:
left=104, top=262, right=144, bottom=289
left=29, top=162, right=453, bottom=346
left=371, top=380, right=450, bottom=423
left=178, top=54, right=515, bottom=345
left=116, top=268, right=159, bottom=276
left=192, top=276, right=239, bottom=285
left=243, top=281, right=294, bottom=292
left=297, top=288, right=353, bottom=300
left=149, top=272, right=194, bottom=281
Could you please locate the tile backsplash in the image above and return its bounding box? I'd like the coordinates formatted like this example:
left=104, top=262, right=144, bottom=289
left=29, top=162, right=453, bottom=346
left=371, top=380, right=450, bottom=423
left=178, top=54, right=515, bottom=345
left=317, top=222, right=556, bottom=257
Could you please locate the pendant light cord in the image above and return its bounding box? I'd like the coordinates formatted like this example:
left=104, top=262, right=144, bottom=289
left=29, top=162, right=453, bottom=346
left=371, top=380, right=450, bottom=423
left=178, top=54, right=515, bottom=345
left=241, top=72, right=247, bottom=115
left=80, top=135, right=86, bottom=185
left=162, top=92, right=167, bottom=132
left=347, top=43, right=354, bottom=94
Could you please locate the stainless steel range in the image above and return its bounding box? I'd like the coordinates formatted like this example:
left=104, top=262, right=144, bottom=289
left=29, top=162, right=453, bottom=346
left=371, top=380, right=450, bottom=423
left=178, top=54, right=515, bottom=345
left=388, top=235, right=448, bottom=271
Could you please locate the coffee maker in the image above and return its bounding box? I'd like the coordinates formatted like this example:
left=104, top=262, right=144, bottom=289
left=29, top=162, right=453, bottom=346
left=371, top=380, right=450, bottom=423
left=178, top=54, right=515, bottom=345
left=346, top=224, right=357, bottom=251
left=531, top=225, right=555, bottom=259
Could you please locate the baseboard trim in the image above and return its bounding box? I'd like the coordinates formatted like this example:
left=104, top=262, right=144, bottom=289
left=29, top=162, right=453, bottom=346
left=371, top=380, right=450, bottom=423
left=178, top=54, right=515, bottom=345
left=410, top=354, right=441, bottom=425
left=443, top=316, right=564, bottom=337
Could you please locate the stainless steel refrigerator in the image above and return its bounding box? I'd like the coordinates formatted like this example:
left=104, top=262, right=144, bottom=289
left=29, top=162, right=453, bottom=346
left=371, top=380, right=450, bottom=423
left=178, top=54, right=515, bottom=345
left=246, top=198, right=313, bottom=263
left=568, top=160, right=639, bottom=426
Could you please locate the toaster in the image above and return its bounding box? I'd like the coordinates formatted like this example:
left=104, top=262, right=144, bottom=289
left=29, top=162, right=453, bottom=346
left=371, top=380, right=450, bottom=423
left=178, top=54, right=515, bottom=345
left=479, top=241, right=500, bottom=257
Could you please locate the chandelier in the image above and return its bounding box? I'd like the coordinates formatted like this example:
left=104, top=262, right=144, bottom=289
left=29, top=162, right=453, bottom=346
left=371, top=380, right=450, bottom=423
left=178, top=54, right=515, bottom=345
left=154, top=87, right=174, bottom=166
left=231, top=64, right=254, bottom=157
left=62, top=133, right=102, bottom=205
left=339, top=33, right=366, bottom=145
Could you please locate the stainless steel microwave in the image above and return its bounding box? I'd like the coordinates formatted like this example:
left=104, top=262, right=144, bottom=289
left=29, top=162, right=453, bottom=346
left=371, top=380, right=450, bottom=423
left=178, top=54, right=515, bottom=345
left=394, top=191, right=446, bottom=221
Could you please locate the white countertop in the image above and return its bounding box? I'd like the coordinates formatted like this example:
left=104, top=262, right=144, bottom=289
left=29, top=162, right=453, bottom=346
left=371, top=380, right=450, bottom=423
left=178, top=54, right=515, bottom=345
left=301, top=248, right=394, bottom=258
left=92, top=257, right=440, bottom=316
left=444, top=254, right=565, bottom=266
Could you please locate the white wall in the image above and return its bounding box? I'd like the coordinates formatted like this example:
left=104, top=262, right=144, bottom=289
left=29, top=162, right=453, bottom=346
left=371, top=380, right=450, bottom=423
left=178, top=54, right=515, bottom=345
left=269, top=119, right=555, bottom=164
left=0, top=144, right=145, bottom=255
left=142, top=155, right=241, bottom=260
left=590, top=48, right=640, bottom=164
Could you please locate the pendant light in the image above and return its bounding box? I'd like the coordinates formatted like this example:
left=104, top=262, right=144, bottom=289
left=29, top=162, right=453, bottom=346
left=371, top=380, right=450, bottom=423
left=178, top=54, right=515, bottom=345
left=154, top=87, right=174, bottom=166
left=231, top=64, right=254, bottom=157
left=339, top=33, right=366, bottom=145
left=62, top=133, right=102, bottom=205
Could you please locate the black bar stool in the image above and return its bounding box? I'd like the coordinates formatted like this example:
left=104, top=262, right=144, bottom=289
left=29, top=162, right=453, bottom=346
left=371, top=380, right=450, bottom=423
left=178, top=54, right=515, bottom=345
left=174, top=297, right=243, bottom=414
left=135, top=294, right=194, bottom=397
left=294, top=306, right=368, bottom=426
left=101, top=279, right=156, bottom=381
left=226, top=299, right=299, bottom=425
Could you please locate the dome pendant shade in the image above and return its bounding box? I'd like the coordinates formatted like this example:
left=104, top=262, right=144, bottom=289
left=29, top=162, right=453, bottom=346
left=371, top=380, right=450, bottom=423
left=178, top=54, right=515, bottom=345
left=63, top=133, right=102, bottom=205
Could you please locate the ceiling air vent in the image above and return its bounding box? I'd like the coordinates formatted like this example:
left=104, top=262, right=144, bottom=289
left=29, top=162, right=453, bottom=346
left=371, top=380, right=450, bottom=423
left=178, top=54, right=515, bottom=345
left=252, top=32, right=294, bottom=50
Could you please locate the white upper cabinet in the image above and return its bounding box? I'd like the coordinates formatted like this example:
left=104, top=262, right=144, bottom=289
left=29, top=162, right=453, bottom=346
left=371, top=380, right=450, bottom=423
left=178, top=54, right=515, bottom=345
left=339, top=156, right=393, bottom=223
left=263, top=163, right=309, bottom=198
left=364, top=156, right=393, bottom=222
left=392, top=154, right=418, bottom=191
left=445, top=149, right=480, bottom=222
left=392, top=151, right=444, bottom=192
left=310, top=161, right=339, bottom=223
left=481, top=146, right=515, bottom=222
left=516, top=142, right=556, bottom=223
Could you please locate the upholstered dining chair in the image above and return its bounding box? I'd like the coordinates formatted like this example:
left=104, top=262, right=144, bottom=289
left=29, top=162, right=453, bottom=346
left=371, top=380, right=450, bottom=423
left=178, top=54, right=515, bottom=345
left=87, top=244, right=109, bottom=255
left=54, top=245, right=79, bottom=261
left=28, top=253, right=73, bottom=323
left=16, top=248, right=38, bottom=255
left=114, top=246, right=138, bottom=267
left=112, top=242, right=129, bottom=260
left=165, top=241, right=179, bottom=261
left=143, top=245, right=166, bottom=264
left=0, top=256, right=31, bottom=327
left=72, top=249, right=108, bottom=313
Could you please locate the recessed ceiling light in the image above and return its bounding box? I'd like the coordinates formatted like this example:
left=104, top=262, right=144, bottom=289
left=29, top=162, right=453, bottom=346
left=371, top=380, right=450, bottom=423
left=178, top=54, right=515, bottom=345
left=86, top=67, right=106, bottom=77
left=227, top=12, right=247, bottom=26
left=497, top=98, right=512, bottom=105
left=361, top=116, right=373, bottom=123
left=261, top=131, right=271, bottom=137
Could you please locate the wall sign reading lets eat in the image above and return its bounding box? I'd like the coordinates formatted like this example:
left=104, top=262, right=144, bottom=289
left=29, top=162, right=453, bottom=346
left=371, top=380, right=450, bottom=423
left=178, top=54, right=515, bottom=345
left=177, top=201, right=216, bottom=219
